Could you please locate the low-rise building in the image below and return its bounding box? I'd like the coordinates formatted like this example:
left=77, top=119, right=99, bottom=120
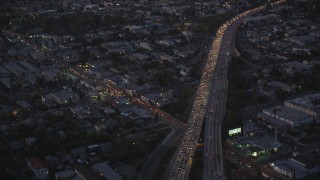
left=0, top=78, right=12, bottom=90
left=282, top=61, right=313, bottom=75
left=4, top=61, right=39, bottom=78
left=52, top=90, right=79, bottom=105
left=131, top=106, right=152, bottom=120
left=70, top=106, right=91, bottom=120
left=91, top=161, right=122, bottom=180
left=55, top=169, right=75, bottom=180
left=80, top=79, right=102, bottom=91
left=0, top=66, right=12, bottom=78
left=71, top=147, right=87, bottom=159
left=258, top=106, right=313, bottom=128
left=269, top=159, right=298, bottom=179
left=141, top=90, right=173, bottom=107
left=26, top=157, right=49, bottom=178
left=84, top=4, right=98, bottom=13
left=75, top=165, right=100, bottom=180
left=25, top=136, right=37, bottom=147
left=29, top=51, right=46, bottom=61
left=269, top=155, right=320, bottom=179
left=242, top=121, right=264, bottom=137
left=156, top=39, right=174, bottom=47
left=42, top=89, right=79, bottom=105
left=284, top=93, right=320, bottom=123
left=41, top=69, right=63, bottom=81
left=268, top=81, right=295, bottom=93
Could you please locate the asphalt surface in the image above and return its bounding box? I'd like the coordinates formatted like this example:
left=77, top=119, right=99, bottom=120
left=137, top=128, right=182, bottom=180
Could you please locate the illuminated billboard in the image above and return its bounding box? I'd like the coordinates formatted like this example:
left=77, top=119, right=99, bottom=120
left=228, top=127, right=241, bottom=136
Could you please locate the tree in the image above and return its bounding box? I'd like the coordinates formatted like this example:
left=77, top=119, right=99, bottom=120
left=183, top=7, right=196, bottom=18
left=91, top=37, right=104, bottom=46
left=275, top=90, right=289, bottom=101
left=153, top=71, right=175, bottom=86
left=154, top=113, right=159, bottom=123
left=16, top=124, right=34, bottom=138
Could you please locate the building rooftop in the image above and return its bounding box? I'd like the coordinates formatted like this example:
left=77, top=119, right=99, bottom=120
left=269, top=158, right=308, bottom=179
left=258, top=113, right=290, bottom=127
left=248, top=134, right=281, bottom=151
left=131, top=106, right=152, bottom=119
left=55, top=169, right=74, bottom=178
left=264, top=106, right=311, bottom=123
left=285, top=93, right=320, bottom=110
left=247, top=145, right=265, bottom=153
left=293, top=155, right=317, bottom=169
left=0, top=66, right=12, bottom=77
left=4, top=61, right=39, bottom=77
left=75, top=165, right=101, bottom=180
left=243, top=121, right=264, bottom=134
left=27, top=157, right=47, bottom=169
left=91, top=161, right=122, bottom=180
left=293, top=151, right=320, bottom=169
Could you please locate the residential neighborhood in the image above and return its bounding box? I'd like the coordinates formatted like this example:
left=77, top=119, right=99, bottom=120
left=0, top=0, right=320, bottom=180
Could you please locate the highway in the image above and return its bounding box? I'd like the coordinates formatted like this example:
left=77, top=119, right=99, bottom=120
left=203, top=1, right=286, bottom=179
left=168, top=1, right=286, bottom=180
left=137, top=128, right=182, bottom=180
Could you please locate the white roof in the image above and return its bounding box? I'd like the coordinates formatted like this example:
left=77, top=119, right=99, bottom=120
left=92, top=161, right=122, bottom=180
